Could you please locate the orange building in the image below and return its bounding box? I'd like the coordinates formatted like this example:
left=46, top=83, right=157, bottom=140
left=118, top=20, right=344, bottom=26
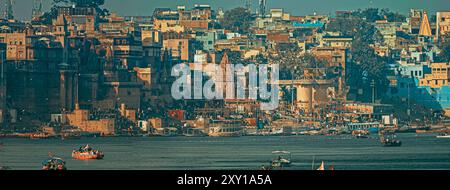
left=419, top=62, right=450, bottom=88
left=163, top=38, right=194, bottom=61
left=65, top=105, right=116, bottom=135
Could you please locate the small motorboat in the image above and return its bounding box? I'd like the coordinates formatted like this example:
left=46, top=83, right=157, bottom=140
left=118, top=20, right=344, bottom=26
left=42, top=157, right=66, bottom=170
left=270, top=151, right=291, bottom=169
left=260, top=151, right=292, bottom=170
left=436, top=133, right=450, bottom=138
left=72, top=144, right=104, bottom=160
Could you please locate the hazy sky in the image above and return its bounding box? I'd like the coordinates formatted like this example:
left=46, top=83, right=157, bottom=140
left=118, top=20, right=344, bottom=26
left=9, top=0, right=450, bottom=20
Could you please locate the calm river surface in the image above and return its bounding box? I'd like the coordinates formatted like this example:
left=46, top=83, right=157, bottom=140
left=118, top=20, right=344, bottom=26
left=1, top=133, right=449, bottom=170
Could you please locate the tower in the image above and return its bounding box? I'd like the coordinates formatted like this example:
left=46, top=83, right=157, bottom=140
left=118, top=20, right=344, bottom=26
left=259, top=0, right=267, bottom=18
left=2, top=0, right=14, bottom=20
left=32, top=0, right=43, bottom=20
left=419, top=11, right=432, bottom=36
left=55, top=14, right=78, bottom=112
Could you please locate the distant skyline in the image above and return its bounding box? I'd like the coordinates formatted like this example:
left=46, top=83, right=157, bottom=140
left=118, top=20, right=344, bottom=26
left=8, top=0, right=450, bottom=21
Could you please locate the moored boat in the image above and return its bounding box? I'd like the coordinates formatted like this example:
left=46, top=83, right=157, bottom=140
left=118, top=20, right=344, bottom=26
left=29, top=132, right=54, bottom=139
left=208, top=120, right=244, bottom=137
left=352, top=130, right=369, bottom=139
left=72, top=144, right=104, bottom=160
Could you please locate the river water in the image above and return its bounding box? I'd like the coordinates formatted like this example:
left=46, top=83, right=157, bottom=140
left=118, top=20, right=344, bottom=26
left=1, top=133, right=449, bottom=170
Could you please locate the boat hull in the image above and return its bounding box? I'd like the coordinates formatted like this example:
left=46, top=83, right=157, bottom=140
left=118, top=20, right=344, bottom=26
left=72, top=152, right=104, bottom=160
left=208, top=132, right=241, bottom=137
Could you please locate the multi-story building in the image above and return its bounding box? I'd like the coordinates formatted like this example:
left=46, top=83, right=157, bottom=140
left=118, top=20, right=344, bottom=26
left=436, top=12, right=450, bottom=42
left=163, top=38, right=194, bottom=61
left=419, top=62, right=450, bottom=88
left=375, top=20, right=399, bottom=48
left=57, top=6, right=98, bottom=36
left=113, top=36, right=143, bottom=69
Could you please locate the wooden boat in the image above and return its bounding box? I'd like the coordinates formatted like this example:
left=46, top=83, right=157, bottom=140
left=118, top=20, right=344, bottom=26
left=72, top=145, right=104, bottom=160
left=271, top=151, right=291, bottom=169
left=30, top=133, right=53, bottom=139
left=260, top=151, right=292, bottom=170
left=42, top=157, right=66, bottom=170
left=379, top=132, right=402, bottom=147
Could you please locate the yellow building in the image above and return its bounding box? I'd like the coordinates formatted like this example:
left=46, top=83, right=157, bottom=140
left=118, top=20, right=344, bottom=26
left=436, top=12, right=450, bottom=40
left=0, top=32, right=27, bottom=60
left=153, top=19, right=185, bottom=33
left=163, top=39, right=193, bottom=61
left=419, top=62, right=450, bottom=88
left=65, top=105, right=116, bottom=135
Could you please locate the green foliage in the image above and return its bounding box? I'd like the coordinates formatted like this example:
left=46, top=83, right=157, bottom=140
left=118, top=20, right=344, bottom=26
left=328, top=13, right=389, bottom=102
left=380, top=9, right=406, bottom=22
left=350, top=8, right=406, bottom=22
left=220, top=7, right=253, bottom=34
left=267, top=43, right=328, bottom=80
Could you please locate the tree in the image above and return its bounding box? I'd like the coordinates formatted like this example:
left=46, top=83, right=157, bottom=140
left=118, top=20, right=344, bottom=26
left=350, top=8, right=406, bottom=23
left=220, top=7, right=253, bottom=34
left=327, top=15, right=389, bottom=102
left=266, top=43, right=328, bottom=80
left=380, top=9, right=406, bottom=22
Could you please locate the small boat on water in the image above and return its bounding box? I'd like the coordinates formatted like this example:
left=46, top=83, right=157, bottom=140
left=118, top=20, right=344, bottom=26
left=352, top=130, right=369, bottom=138
left=436, top=133, right=450, bottom=138
left=72, top=144, right=104, bottom=160
left=42, top=157, right=66, bottom=170
left=271, top=151, right=291, bottom=169
left=316, top=161, right=334, bottom=170
left=379, top=132, right=402, bottom=147
left=260, top=151, right=292, bottom=170
left=30, top=132, right=54, bottom=139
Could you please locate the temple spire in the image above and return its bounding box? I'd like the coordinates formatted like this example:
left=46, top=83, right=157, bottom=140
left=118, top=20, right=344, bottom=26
left=419, top=11, right=432, bottom=36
